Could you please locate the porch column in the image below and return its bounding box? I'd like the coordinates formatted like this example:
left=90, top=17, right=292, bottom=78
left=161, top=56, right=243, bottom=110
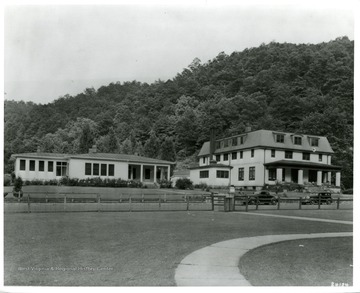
left=160, top=167, right=164, bottom=180
left=167, top=166, right=170, bottom=180
left=276, top=168, right=283, bottom=182
left=335, top=172, right=341, bottom=187
left=140, top=164, right=143, bottom=182
left=298, top=169, right=304, bottom=185
left=327, top=171, right=332, bottom=185
left=154, top=165, right=157, bottom=182
left=317, top=171, right=322, bottom=186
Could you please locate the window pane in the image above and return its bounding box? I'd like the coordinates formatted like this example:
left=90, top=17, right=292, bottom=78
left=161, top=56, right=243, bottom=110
left=232, top=152, right=237, bottom=160
left=238, top=168, right=244, bottom=181
left=108, top=164, right=115, bottom=176
left=39, top=161, right=44, bottom=171
left=200, top=171, right=209, bottom=178
left=223, top=154, right=228, bottom=161
left=240, top=151, right=243, bottom=159
left=85, top=163, right=92, bottom=175
left=93, top=164, right=99, bottom=176
left=48, top=161, right=53, bottom=172
left=30, top=160, right=35, bottom=171
left=20, top=160, right=26, bottom=170
left=101, top=164, right=107, bottom=176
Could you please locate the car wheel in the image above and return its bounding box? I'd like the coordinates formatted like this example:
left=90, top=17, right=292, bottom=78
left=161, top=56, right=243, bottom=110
left=326, top=199, right=332, bottom=205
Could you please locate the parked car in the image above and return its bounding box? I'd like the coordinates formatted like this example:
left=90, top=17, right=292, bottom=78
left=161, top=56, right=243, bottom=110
left=302, top=192, right=333, bottom=205
left=236, top=191, right=278, bottom=205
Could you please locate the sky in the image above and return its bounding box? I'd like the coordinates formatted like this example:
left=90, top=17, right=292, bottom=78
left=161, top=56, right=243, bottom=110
left=3, top=1, right=356, bottom=104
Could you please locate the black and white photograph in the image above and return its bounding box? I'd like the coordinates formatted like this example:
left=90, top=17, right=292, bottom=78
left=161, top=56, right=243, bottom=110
left=2, top=0, right=358, bottom=291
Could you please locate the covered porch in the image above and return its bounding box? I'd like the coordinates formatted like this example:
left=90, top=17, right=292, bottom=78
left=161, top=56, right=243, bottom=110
left=264, top=160, right=342, bottom=187
left=128, top=164, right=171, bottom=183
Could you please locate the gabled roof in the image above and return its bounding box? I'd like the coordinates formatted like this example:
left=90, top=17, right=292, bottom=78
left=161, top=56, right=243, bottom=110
left=198, top=129, right=334, bottom=156
left=11, top=152, right=174, bottom=165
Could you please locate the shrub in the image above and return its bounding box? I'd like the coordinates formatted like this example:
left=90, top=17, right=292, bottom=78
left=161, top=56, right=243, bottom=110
left=175, top=178, right=193, bottom=190
left=13, top=176, right=23, bottom=198
left=158, top=179, right=172, bottom=189
left=194, top=182, right=208, bottom=190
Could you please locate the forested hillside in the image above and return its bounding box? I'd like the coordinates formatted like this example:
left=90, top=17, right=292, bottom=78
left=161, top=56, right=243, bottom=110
left=4, top=37, right=354, bottom=188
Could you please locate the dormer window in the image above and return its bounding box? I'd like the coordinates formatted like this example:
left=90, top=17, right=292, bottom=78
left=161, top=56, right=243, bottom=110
left=223, top=139, right=229, bottom=148
left=215, top=141, right=221, bottom=150
left=275, top=134, right=285, bottom=143
left=232, top=137, right=238, bottom=146
left=240, top=136, right=245, bottom=144
left=294, top=137, right=302, bottom=145
left=309, top=137, right=319, bottom=147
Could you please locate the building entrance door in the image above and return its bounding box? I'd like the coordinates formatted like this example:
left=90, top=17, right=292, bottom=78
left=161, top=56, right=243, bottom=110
left=291, top=169, right=299, bottom=183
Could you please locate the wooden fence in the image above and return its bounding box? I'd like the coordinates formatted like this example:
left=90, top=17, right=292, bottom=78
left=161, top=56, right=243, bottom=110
left=4, top=192, right=353, bottom=213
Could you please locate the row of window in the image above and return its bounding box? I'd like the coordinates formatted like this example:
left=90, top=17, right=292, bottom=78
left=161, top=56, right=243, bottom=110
left=274, top=134, right=319, bottom=147
left=238, top=167, right=256, bottom=181
left=199, top=170, right=230, bottom=179
left=215, top=135, right=247, bottom=150
left=205, top=150, right=324, bottom=163
left=85, top=163, right=115, bottom=176
left=215, top=134, right=320, bottom=151
left=199, top=168, right=256, bottom=181
left=19, top=159, right=67, bottom=176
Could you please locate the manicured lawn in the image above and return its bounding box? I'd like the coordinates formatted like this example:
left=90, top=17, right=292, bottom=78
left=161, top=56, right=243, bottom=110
left=4, top=210, right=352, bottom=286
left=239, top=237, right=353, bottom=286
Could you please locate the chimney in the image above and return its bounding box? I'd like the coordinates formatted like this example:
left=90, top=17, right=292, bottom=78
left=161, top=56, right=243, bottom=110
left=37, top=146, right=41, bottom=153
left=209, top=128, right=217, bottom=164
left=89, top=145, right=97, bottom=153
left=245, top=126, right=252, bottom=133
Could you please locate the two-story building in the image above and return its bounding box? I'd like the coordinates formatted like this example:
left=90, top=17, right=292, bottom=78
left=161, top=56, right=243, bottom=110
left=11, top=146, right=174, bottom=184
left=189, top=129, right=341, bottom=189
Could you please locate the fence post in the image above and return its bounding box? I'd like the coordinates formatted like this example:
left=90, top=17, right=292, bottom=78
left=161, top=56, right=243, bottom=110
left=97, top=194, right=101, bottom=212
left=129, top=194, right=132, bottom=212
left=119, top=193, right=122, bottom=203
left=27, top=194, right=31, bottom=213
left=64, top=194, right=67, bottom=211
left=299, top=197, right=302, bottom=210
left=318, top=194, right=321, bottom=210
left=164, top=193, right=167, bottom=202
left=277, top=197, right=280, bottom=210
left=186, top=196, right=189, bottom=211
left=211, top=194, right=214, bottom=211
left=142, top=193, right=144, bottom=203
left=45, top=193, right=48, bottom=203
left=337, top=197, right=340, bottom=209
left=159, top=194, right=161, bottom=209
left=18, top=191, right=21, bottom=202
left=256, top=197, right=259, bottom=210
left=245, top=196, right=249, bottom=212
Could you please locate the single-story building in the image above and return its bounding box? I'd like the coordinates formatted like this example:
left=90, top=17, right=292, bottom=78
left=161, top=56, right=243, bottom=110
left=11, top=145, right=174, bottom=183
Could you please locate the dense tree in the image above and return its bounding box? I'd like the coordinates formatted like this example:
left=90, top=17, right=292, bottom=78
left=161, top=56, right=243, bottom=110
left=3, top=37, right=354, bottom=188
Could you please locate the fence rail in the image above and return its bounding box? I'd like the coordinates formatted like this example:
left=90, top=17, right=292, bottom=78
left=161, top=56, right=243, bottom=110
left=4, top=192, right=212, bottom=213
left=4, top=192, right=353, bottom=213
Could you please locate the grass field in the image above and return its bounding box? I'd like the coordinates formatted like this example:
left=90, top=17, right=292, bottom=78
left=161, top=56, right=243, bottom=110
left=4, top=210, right=353, bottom=286
left=239, top=237, right=353, bottom=286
